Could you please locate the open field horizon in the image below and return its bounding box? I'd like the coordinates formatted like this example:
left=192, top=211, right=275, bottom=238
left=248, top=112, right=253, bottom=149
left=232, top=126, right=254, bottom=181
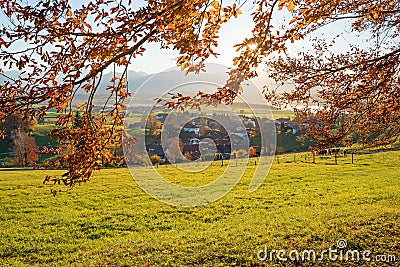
left=0, top=151, right=399, bottom=266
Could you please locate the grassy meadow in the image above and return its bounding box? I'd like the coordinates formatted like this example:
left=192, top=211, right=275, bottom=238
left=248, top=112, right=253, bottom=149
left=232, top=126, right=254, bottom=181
left=0, top=151, right=399, bottom=266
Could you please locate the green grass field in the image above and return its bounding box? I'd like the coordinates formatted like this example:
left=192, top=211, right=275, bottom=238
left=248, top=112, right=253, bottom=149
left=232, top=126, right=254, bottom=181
left=0, top=151, right=399, bottom=266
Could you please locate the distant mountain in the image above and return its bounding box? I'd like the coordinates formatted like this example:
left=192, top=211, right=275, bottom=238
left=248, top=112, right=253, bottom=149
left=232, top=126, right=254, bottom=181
left=1, top=65, right=291, bottom=106
left=122, top=64, right=269, bottom=105
left=0, top=69, right=148, bottom=92
left=94, top=70, right=149, bottom=94
left=74, top=64, right=269, bottom=105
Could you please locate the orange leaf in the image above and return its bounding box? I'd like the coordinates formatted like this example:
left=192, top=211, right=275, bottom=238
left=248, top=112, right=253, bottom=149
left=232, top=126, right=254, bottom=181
left=287, top=1, right=295, bottom=12
left=212, top=1, right=219, bottom=9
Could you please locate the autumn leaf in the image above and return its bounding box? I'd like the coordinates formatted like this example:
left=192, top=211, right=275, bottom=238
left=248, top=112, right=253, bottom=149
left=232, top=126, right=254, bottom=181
left=287, top=1, right=295, bottom=12
left=212, top=1, right=219, bottom=9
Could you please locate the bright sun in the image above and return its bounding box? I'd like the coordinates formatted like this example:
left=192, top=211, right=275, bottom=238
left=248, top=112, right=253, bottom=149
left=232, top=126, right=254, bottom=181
left=247, top=43, right=258, bottom=51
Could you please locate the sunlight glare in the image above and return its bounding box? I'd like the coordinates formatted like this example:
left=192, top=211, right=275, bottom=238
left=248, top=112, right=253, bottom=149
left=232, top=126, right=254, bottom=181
left=247, top=43, right=258, bottom=51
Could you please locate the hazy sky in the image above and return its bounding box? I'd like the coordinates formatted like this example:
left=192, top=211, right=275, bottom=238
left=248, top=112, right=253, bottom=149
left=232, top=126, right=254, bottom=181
left=0, top=1, right=255, bottom=73
left=127, top=2, right=364, bottom=75
left=129, top=3, right=256, bottom=74
left=0, top=0, right=372, bottom=85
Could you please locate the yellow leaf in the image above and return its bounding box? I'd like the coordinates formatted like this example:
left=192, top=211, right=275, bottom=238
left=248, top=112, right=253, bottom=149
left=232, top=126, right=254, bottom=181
left=373, top=12, right=379, bottom=20
left=67, top=10, right=72, bottom=17
left=287, top=1, right=295, bottom=12
left=212, top=1, right=219, bottom=9
left=61, top=102, right=68, bottom=109
left=278, top=0, right=287, bottom=10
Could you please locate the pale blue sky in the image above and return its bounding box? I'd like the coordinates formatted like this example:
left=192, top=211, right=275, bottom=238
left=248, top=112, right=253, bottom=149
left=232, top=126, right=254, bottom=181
left=123, top=2, right=371, bottom=76
left=0, top=0, right=254, bottom=74
left=0, top=1, right=372, bottom=78
left=129, top=2, right=256, bottom=74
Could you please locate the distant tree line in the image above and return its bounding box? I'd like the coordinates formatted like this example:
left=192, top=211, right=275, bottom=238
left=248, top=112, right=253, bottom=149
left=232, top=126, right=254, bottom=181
left=0, top=114, right=38, bottom=166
